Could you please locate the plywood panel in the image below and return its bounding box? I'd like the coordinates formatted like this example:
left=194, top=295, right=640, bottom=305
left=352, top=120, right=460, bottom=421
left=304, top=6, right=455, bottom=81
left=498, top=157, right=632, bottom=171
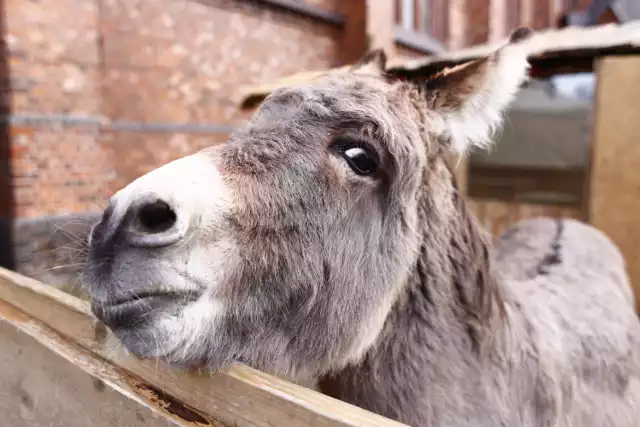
left=0, top=313, right=188, bottom=427
left=589, top=55, right=640, bottom=310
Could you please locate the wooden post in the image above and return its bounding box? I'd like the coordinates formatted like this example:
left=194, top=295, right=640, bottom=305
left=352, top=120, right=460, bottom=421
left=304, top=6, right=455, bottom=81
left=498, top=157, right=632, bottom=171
left=446, top=152, right=468, bottom=196
left=456, top=156, right=469, bottom=196
left=589, top=55, right=640, bottom=310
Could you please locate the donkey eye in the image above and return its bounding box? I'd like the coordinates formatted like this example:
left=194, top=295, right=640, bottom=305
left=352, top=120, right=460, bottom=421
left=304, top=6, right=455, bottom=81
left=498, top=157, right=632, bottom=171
left=331, top=135, right=380, bottom=177
left=342, top=146, right=378, bottom=175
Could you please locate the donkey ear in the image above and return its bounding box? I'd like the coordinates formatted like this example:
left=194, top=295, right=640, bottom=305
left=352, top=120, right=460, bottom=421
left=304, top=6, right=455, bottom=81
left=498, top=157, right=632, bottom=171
left=423, top=28, right=533, bottom=154
left=352, top=49, right=388, bottom=75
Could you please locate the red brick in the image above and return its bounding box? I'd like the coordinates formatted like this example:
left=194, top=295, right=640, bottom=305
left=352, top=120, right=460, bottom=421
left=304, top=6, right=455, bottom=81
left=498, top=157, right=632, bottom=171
left=5, top=0, right=99, bottom=64
left=8, top=125, right=112, bottom=218
left=100, top=0, right=340, bottom=125
left=466, top=0, right=491, bottom=46
left=6, top=0, right=344, bottom=220
left=532, top=0, right=552, bottom=30
left=9, top=57, right=99, bottom=115
left=101, top=130, right=228, bottom=193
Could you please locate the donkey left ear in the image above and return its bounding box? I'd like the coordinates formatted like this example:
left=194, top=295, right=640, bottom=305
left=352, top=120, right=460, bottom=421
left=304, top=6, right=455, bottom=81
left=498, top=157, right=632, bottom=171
left=352, top=48, right=388, bottom=75
left=422, top=27, right=533, bottom=154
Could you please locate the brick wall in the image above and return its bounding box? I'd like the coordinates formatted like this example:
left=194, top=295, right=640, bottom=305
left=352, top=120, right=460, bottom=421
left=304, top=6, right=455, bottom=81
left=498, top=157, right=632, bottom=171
left=466, top=0, right=491, bottom=45
left=390, top=0, right=568, bottom=56
left=1, top=0, right=348, bottom=279
left=4, top=0, right=343, bottom=218
left=464, top=0, right=566, bottom=47
left=1, top=0, right=575, bottom=284
left=100, top=0, right=341, bottom=187
left=5, top=0, right=105, bottom=218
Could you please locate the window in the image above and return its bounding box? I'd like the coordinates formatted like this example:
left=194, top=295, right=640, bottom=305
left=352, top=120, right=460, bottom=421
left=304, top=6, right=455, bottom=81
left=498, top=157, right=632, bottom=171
left=394, top=0, right=446, bottom=54
left=397, top=0, right=430, bottom=34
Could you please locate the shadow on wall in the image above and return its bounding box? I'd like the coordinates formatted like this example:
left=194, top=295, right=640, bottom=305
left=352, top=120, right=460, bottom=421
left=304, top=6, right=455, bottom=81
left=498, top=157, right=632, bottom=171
left=0, top=0, right=14, bottom=270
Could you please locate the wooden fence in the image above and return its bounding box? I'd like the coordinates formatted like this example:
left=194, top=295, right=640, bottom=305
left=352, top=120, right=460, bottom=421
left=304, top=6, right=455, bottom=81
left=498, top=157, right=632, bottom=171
left=469, top=199, right=584, bottom=237
left=0, top=267, right=407, bottom=427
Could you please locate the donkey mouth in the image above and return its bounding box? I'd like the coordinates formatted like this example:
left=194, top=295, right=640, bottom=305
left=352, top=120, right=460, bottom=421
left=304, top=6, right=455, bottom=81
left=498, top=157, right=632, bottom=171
left=92, top=291, right=199, bottom=330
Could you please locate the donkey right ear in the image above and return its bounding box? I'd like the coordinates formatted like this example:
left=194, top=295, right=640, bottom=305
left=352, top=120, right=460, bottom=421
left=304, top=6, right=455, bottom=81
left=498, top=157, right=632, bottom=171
left=419, top=28, right=533, bottom=154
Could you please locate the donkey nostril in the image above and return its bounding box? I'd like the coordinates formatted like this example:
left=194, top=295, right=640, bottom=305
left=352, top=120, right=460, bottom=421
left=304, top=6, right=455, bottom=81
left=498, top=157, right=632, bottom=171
left=136, top=200, right=177, bottom=234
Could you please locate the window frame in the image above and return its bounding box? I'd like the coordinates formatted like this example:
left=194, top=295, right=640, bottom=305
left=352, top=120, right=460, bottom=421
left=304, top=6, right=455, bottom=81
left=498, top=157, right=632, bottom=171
left=394, top=0, right=445, bottom=54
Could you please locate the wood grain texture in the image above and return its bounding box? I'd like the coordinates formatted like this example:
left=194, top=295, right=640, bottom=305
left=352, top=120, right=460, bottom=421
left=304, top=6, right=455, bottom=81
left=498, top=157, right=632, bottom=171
left=467, top=165, right=586, bottom=206
left=0, top=267, right=408, bottom=427
left=0, top=305, right=193, bottom=427
left=589, top=55, right=640, bottom=310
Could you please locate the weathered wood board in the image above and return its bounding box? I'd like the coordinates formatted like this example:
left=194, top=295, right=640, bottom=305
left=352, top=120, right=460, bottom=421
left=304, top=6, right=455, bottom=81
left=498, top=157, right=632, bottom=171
left=0, top=304, right=186, bottom=427
left=589, top=55, right=640, bottom=310
left=0, top=267, right=408, bottom=427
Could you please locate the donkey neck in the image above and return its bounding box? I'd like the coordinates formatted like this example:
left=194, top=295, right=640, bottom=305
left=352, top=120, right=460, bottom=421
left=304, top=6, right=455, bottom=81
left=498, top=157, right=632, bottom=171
left=318, top=164, right=505, bottom=425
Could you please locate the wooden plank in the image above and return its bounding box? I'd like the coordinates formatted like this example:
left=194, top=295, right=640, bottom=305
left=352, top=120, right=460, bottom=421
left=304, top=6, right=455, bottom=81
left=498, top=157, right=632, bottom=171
left=0, top=301, right=199, bottom=427
left=589, top=55, right=640, bottom=310
left=467, top=164, right=586, bottom=206
left=389, top=22, right=640, bottom=71
left=0, top=267, right=408, bottom=427
left=456, top=156, right=469, bottom=196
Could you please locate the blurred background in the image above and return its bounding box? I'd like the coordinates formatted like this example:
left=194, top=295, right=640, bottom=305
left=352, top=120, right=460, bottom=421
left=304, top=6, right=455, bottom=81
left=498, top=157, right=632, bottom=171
left=0, top=0, right=638, bottom=298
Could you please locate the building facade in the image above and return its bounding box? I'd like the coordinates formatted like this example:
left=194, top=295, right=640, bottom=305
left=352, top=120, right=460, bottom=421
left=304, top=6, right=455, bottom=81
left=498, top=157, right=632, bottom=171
left=0, top=0, right=595, bottom=283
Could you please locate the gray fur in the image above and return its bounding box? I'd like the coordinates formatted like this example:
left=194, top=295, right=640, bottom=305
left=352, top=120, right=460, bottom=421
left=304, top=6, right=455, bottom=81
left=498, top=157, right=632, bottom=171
left=84, top=42, right=640, bottom=426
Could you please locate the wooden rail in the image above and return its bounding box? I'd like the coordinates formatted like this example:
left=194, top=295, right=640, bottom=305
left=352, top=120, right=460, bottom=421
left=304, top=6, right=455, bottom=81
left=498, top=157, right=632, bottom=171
left=0, top=267, right=407, bottom=427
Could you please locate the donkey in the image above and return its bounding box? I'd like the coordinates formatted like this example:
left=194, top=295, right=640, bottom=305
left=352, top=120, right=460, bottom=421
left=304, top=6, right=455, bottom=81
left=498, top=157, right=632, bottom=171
left=84, top=28, right=640, bottom=426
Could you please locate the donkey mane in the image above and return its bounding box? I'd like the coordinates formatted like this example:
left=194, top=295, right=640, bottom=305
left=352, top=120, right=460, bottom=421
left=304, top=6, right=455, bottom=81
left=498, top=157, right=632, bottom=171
left=425, top=154, right=506, bottom=353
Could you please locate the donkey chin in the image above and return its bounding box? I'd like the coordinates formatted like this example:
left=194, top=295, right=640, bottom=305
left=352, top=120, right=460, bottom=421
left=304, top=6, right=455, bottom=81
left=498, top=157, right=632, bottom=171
left=86, top=244, right=222, bottom=368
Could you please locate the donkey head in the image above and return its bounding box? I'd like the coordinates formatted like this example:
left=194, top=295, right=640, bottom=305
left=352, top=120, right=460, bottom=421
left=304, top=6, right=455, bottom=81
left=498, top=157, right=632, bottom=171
left=85, top=30, right=532, bottom=379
